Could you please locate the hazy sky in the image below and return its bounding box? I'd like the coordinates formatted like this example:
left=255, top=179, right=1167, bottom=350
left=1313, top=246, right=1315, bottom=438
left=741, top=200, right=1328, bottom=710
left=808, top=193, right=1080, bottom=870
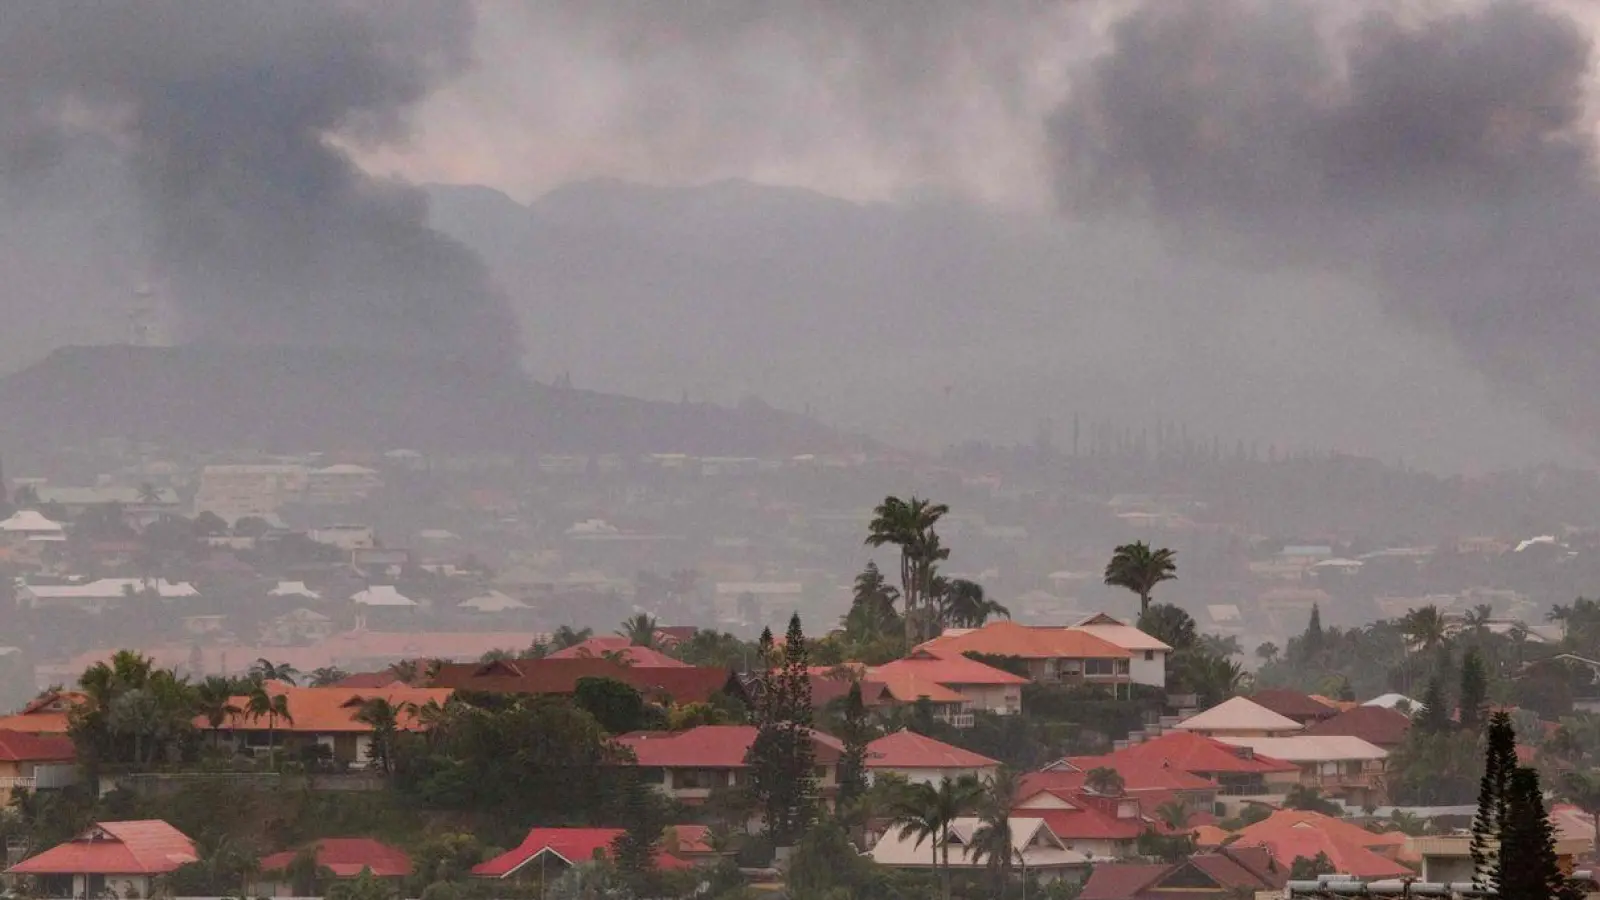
left=3, top=0, right=1600, bottom=472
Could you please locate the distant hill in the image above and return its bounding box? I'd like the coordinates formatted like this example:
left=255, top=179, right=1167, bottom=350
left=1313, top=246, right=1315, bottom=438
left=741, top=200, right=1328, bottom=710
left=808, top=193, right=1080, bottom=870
left=0, top=344, right=857, bottom=456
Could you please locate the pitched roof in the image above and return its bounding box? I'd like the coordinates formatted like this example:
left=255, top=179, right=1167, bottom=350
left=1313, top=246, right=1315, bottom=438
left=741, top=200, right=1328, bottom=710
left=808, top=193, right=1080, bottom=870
left=1071, top=731, right=1299, bottom=776
left=1072, top=614, right=1173, bottom=651
left=471, top=828, right=692, bottom=878
left=350, top=585, right=416, bottom=607
left=0, top=692, right=83, bottom=735
left=546, top=637, right=689, bottom=667
left=0, top=729, right=75, bottom=762
left=1020, top=763, right=1216, bottom=797
left=1305, top=705, right=1412, bottom=747
left=919, top=621, right=1130, bottom=660
left=259, top=838, right=413, bottom=878
left=9, top=821, right=197, bottom=875
left=1016, top=792, right=1150, bottom=842
left=428, top=658, right=741, bottom=705
left=869, top=648, right=1028, bottom=702
left=1218, top=735, right=1388, bottom=763
left=205, top=684, right=453, bottom=733
left=1250, top=689, right=1339, bottom=721
left=866, top=729, right=999, bottom=770
left=1230, top=810, right=1411, bottom=877
left=869, top=817, right=1090, bottom=870
left=1079, top=862, right=1168, bottom=899
left=617, top=725, right=844, bottom=768
left=1173, top=697, right=1304, bottom=734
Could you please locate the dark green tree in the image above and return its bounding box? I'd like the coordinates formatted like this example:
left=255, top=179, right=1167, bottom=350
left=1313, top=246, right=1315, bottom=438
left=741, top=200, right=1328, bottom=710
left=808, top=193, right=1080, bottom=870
left=1459, top=647, right=1489, bottom=733
left=746, top=616, right=818, bottom=847
left=1499, top=767, right=1569, bottom=900
left=611, top=769, right=664, bottom=896
left=1289, top=852, right=1335, bottom=880
left=574, top=676, right=649, bottom=735
left=1471, top=711, right=1517, bottom=889
left=835, top=681, right=871, bottom=812
left=1136, top=603, right=1196, bottom=650
left=1414, top=676, right=1453, bottom=735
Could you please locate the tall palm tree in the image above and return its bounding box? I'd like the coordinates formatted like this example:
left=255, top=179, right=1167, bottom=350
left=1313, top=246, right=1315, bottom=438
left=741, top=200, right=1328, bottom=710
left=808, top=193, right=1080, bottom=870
left=195, top=676, right=241, bottom=748
left=245, top=683, right=293, bottom=768
left=617, top=613, right=660, bottom=648
left=307, top=666, right=348, bottom=687
left=1103, top=542, right=1177, bottom=616
left=866, top=495, right=950, bottom=646
left=1399, top=605, right=1447, bottom=651
left=250, top=658, right=299, bottom=686
left=969, top=769, right=1020, bottom=897
left=885, top=775, right=984, bottom=900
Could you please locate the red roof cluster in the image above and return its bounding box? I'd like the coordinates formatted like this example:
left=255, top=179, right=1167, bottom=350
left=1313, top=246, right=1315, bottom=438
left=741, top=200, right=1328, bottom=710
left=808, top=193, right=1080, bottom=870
left=259, top=838, right=414, bottom=878
left=472, top=828, right=693, bottom=878
left=428, top=659, right=742, bottom=705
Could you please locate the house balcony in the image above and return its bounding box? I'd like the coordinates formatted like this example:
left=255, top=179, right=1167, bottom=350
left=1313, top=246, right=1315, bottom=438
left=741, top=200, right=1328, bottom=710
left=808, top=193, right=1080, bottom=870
left=0, top=776, right=35, bottom=789
left=936, top=712, right=976, bottom=729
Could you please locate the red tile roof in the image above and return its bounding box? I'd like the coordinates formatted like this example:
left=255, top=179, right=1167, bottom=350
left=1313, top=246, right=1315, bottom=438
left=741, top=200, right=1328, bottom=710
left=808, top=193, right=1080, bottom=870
left=0, top=691, right=84, bottom=736
left=868, top=649, right=1026, bottom=704
left=546, top=637, right=689, bottom=667
left=1081, top=847, right=1286, bottom=900
left=1015, top=791, right=1152, bottom=841
left=9, top=821, right=197, bottom=875
left=1231, top=811, right=1412, bottom=878
left=1070, top=731, right=1299, bottom=777
left=919, top=621, right=1131, bottom=660
left=471, top=828, right=692, bottom=878
left=866, top=729, right=999, bottom=770
left=259, top=838, right=413, bottom=878
left=0, top=729, right=75, bottom=762
left=428, top=659, right=742, bottom=705
left=617, top=725, right=844, bottom=768
left=1023, top=763, right=1217, bottom=796
left=1250, top=689, right=1339, bottom=722
left=1079, top=862, right=1167, bottom=900
left=1305, top=705, right=1412, bottom=747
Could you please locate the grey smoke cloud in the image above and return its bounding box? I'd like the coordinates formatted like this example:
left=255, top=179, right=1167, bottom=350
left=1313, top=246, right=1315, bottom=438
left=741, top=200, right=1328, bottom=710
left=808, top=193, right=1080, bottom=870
left=0, top=2, right=520, bottom=368
left=1050, top=0, right=1600, bottom=443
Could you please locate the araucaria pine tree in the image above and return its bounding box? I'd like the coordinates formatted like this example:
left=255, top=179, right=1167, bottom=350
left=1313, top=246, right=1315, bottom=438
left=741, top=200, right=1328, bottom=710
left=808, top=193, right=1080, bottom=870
left=1471, top=711, right=1517, bottom=890
left=611, top=768, right=663, bottom=895
left=1499, top=766, right=1571, bottom=900
left=746, top=614, right=818, bottom=847
left=1459, top=647, right=1489, bottom=733
left=835, top=681, right=870, bottom=812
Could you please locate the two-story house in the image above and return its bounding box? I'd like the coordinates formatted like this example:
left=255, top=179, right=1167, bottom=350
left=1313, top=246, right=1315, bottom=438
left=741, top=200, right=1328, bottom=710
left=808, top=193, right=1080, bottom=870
left=868, top=649, right=1027, bottom=725
left=918, top=621, right=1134, bottom=696
left=1070, top=614, right=1171, bottom=688
left=1216, top=735, right=1390, bottom=808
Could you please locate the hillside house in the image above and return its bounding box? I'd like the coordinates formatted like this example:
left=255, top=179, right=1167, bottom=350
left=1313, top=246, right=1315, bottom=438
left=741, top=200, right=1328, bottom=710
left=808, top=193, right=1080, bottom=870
left=919, top=621, right=1134, bottom=694
left=20, top=578, right=199, bottom=613
left=7, top=820, right=197, bottom=899
left=0, top=731, right=76, bottom=802
left=616, top=725, right=844, bottom=806
left=1217, top=735, right=1389, bottom=808
left=1079, top=846, right=1287, bottom=900
left=1173, top=697, right=1305, bottom=738
left=254, top=838, right=412, bottom=896
left=204, top=684, right=452, bottom=767
left=1066, top=731, right=1299, bottom=800
left=472, top=828, right=693, bottom=885
left=869, top=648, right=1026, bottom=724
left=864, top=729, right=999, bottom=785
left=869, top=817, right=1089, bottom=882
left=1071, top=613, right=1172, bottom=687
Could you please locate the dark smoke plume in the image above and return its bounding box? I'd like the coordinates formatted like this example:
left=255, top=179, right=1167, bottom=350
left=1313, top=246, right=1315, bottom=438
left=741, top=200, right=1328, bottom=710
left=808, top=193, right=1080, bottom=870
left=1052, top=0, right=1600, bottom=442
left=0, top=2, right=520, bottom=367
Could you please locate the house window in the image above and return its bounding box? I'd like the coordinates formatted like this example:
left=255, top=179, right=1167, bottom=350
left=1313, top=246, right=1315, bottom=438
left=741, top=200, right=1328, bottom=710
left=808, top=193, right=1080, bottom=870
left=675, top=769, right=722, bottom=790
left=639, top=768, right=665, bottom=784
left=1144, top=650, right=1155, bottom=661
left=1116, top=659, right=1130, bottom=675
left=813, top=766, right=829, bottom=781
left=1085, top=659, right=1116, bottom=676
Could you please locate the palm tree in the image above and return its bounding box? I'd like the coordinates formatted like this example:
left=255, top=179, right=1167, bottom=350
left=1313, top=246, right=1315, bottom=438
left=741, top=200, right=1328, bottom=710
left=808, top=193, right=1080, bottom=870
left=250, top=658, right=299, bottom=686
left=1155, top=799, right=1191, bottom=832
left=969, top=769, right=1020, bottom=897
left=388, top=659, right=420, bottom=685
left=1283, top=784, right=1341, bottom=815
left=245, top=683, right=293, bottom=768
left=550, top=625, right=593, bottom=650
left=195, top=676, right=241, bottom=748
left=352, top=697, right=412, bottom=774
left=1084, top=766, right=1124, bottom=796
left=1462, top=604, right=1493, bottom=636
left=136, top=482, right=162, bottom=504
left=866, top=495, right=950, bottom=646
left=884, top=775, right=984, bottom=900
left=1103, top=542, right=1177, bottom=616
left=940, top=579, right=1011, bottom=629
left=617, top=613, right=660, bottom=648
left=307, top=666, right=348, bottom=687
left=1399, top=605, right=1447, bottom=651
left=1255, top=642, right=1280, bottom=665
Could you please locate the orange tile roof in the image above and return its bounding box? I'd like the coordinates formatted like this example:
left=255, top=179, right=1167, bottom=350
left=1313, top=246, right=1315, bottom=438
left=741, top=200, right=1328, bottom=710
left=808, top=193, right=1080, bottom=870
left=0, top=691, right=85, bottom=736
left=866, top=729, right=999, bottom=770
left=204, top=684, right=453, bottom=734
left=617, top=725, right=844, bottom=768
left=1020, top=763, right=1216, bottom=796
left=868, top=649, right=1028, bottom=704
left=0, top=730, right=75, bottom=762
left=472, top=828, right=693, bottom=877
left=919, top=621, right=1130, bottom=660
left=1230, top=810, right=1411, bottom=876
left=9, top=821, right=197, bottom=875
left=1070, top=731, right=1299, bottom=776
left=546, top=637, right=689, bottom=667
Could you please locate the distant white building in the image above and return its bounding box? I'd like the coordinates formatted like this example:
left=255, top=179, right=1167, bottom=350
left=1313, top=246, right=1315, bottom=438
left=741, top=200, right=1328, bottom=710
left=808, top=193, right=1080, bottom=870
left=309, top=524, right=376, bottom=551
left=305, top=465, right=382, bottom=505
left=0, top=510, right=65, bottom=541
left=193, top=465, right=308, bottom=522
left=267, top=581, right=321, bottom=600
left=458, top=590, right=528, bottom=613
left=351, top=585, right=416, bottom=608
left=20, top=578, right=199, bottom=612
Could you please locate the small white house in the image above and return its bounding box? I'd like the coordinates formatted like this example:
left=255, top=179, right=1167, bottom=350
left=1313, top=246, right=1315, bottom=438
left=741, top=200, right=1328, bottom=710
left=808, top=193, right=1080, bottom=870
left=1071, top=613, right=1171, bottom=688
left=351, top=585, right=416, bottom=608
